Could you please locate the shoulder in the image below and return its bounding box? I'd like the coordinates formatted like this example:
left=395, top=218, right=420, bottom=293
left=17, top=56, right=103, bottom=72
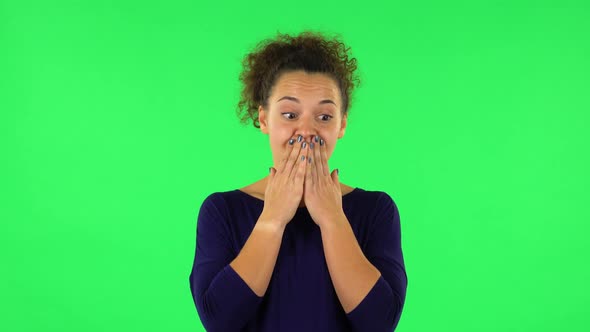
left=344, top=188, right=399, bottom=228
left=348, top=188, right=400, bottom=228
left=198, top=189, right=263, bottom=226
left=196, top=190, right=249, bottom=232
left=348, top=187, right=397, bottom=211
left=343, top=188, right=400, bottom=248
left=197, top=191, right=229, bottom=222
left=200, top=189, right=252, bottom=210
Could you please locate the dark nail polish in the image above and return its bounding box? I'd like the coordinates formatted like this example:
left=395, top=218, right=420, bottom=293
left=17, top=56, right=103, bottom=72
left=314, top=136, right=319, bottom=143
left=289, top=138, right=294, bottom=145
left=302, top=142, right=307, bottom=149
left=297, top=135, right=303, bottom=142
left=309, top=156, right=312, bottom=163
left=320, top=139, right=324, bottom=146
left=310, top=142, right=314, bottom=149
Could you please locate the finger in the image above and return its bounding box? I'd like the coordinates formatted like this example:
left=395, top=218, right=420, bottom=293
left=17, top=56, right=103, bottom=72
left=311, top=135, right=320, bottom=183
left=319, top=137, right=328, bottom=177
left=283, top=135, right=303, bottom=175
left=294, top=138, right=309, bottom=184
left=278, top=135, right=297, bottom=173
left=306, top=138, right=313, bottom=185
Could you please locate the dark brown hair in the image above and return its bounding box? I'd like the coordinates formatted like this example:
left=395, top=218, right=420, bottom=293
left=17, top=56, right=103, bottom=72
left=236, top=30, right=361, bottom=128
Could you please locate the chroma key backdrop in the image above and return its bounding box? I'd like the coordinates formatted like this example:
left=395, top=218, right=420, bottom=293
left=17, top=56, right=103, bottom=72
left=1, top=0, right=588, bottom=331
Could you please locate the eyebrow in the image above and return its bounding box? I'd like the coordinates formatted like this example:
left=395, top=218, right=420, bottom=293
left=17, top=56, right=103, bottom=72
left=277, top=96, right=337, bottom=106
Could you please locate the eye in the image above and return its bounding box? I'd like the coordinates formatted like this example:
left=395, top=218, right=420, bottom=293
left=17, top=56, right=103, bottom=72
left=282, top=112, right=297, bottom=120
left=281, top=113, right=333, bottom=122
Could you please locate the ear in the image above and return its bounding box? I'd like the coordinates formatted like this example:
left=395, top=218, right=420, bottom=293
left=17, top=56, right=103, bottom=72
left=337, top=112, right=348, bottom=139
left=259, top=105, right=269, bottom=135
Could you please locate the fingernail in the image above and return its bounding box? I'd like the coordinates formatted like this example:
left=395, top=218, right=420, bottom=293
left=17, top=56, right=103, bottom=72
left=302, top=142, right=307, bottom=149
left=314, top=136, right=319, bottom=143
left=320, top=138, right=324, bottom=146
left=289, top=138, right=295, bottom=145
left=310, top=142, right=314, bottom=149
left=297, top=135, right=303, bottom=142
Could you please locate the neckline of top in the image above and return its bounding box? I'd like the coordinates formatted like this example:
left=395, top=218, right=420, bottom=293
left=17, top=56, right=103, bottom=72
left=235, top=187, right=361, bottom=209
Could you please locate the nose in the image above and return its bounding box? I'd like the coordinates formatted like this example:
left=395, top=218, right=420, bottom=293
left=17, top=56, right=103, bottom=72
left=295, top=132, right=317, bottom=143
left=297, top=134, right=316, bottom=142
left=296, top=118, right=318, bottom=142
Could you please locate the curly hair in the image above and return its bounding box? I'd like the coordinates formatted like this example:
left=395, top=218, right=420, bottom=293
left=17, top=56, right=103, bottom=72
left=236, top=30, right=361, bottom=129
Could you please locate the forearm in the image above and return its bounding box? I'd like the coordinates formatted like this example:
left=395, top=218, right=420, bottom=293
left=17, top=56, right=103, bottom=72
left=229, top=214, right=285, bottom=297
left=320, top=213, right=382, bottom=314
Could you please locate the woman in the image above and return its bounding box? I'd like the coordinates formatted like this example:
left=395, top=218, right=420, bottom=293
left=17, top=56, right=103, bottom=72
left=189, top=30, right=407, bottom=331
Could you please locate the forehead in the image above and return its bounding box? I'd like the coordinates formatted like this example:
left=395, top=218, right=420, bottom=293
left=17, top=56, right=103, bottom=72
left=271, top=71, right=340, bottom=101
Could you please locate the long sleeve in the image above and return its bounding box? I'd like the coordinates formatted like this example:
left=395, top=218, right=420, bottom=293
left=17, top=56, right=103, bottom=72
left=346, top=192, right=408, bottom=331
left=188, top=194, right=263, bottom=331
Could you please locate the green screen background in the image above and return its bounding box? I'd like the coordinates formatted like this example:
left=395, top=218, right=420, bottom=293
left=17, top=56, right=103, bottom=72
left=1, top=0, right=588, bottom=331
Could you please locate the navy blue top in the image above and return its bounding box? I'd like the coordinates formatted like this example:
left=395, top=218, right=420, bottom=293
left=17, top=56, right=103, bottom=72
left=189, top=187, right=407, bottom=331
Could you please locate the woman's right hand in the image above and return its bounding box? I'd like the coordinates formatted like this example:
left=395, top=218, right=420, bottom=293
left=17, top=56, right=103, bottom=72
left=261, top=135, right=309, bottom=228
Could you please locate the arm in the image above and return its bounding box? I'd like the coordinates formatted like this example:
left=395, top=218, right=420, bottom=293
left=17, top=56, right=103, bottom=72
left=188, top=194, right=285, bottom=332
left=319, top=192, right=408, bottom=331
left=229, top=214, right=285, bottom=297
left=319, top=215, right=382, bottom=314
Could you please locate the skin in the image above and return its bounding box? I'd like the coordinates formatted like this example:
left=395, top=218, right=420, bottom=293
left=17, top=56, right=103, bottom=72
left=241, top=70, right=354, bottom=207
left=232, top=70, right=382, bottom=313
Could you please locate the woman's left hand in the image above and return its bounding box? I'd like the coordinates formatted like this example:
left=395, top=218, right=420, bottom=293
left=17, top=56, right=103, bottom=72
left=304, top=135, right=343, bottom=228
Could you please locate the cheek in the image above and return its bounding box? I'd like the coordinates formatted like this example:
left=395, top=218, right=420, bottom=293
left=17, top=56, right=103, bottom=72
left=272, top=137, right=288, bottom=152
left=326, top=140, right=336, bottom=156
left=274, top=140, right=284, bottom=152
